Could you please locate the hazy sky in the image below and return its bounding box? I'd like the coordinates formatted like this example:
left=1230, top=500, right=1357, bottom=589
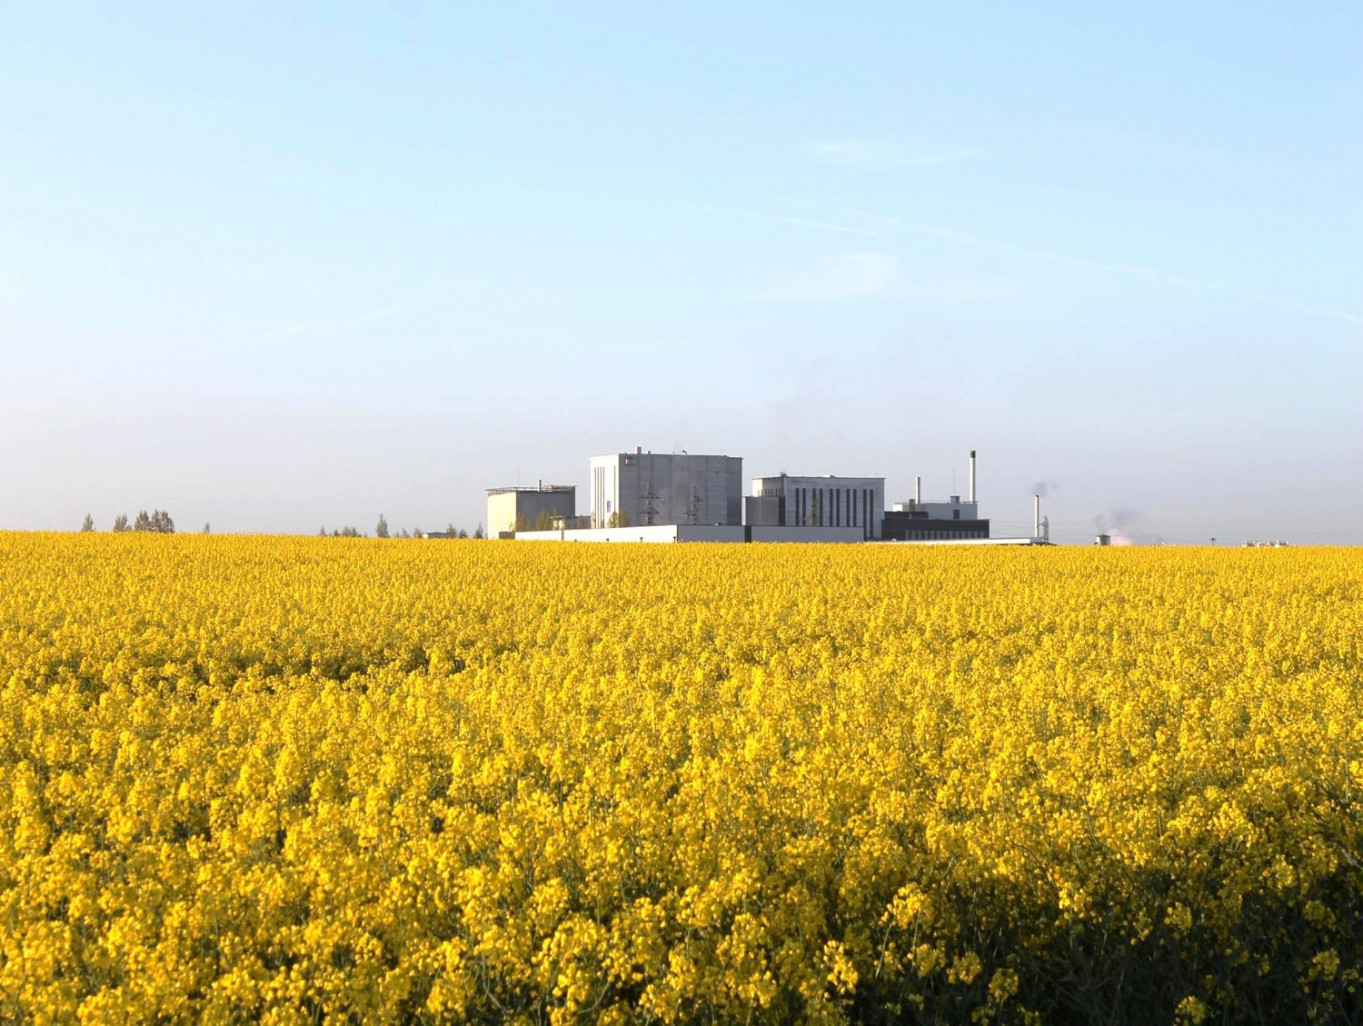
left=3, top=3, right=1360, bottom=544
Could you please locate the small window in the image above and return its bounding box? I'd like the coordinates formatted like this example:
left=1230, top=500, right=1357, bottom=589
left=953, top=509, right=960, bottom=520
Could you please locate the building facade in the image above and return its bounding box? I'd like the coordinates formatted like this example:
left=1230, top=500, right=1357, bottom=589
left=486, top=484, right=577, bottom=538
left=589, top=449, right=743, bottom=528
left=881, top=495, right=989, bottom=541
left=880, top=511, right=991, bottom=541
left=747, top=474, right=885, bottom=540
left=881, top=451, right=989, bottom=541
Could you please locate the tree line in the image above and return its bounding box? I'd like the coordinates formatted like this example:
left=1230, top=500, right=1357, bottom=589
left=342, top=515, right=484, bottom=539
left=79, top=512, right=485, bottom=538
left=82, top=510, right=180, bottom=533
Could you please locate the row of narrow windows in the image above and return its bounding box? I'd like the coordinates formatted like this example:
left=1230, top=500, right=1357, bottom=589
left=791, top=486, right=875, bottom=534
left=900, top=529, right=987, bottom=540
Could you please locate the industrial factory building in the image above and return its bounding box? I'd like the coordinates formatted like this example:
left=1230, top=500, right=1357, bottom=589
left=485, top=484, right=577, bottom=538
left=881, top=451, right=990, bottom=541
left=493, top=446, right=1048, bottom=544
left=589, top=449, right=743, bottom=528
left=745, top=475, right=885, bottom=540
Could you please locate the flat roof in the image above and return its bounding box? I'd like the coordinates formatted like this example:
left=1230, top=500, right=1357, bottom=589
left=752, top=473, right=885, bottom=481
left=485, top=485, right=576, bottom=495
left=591, top=451, right=741, bottom=459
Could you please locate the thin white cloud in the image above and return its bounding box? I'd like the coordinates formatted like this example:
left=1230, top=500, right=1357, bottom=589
left=780, top=215, right=875, bottom=235
left=804, top=140, right=984, bottom=171
left=893, top=221, right=1363, bottom=328
left=695, top=198, right=1361, bottom=326
left=762, top=251, right=899, bottom=301
left=691, top=204, right=873, bottom=235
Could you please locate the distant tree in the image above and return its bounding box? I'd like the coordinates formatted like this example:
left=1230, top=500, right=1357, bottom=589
left=80, top=514, right=94, bottom=532
left=457, top=529, right=469, bottom=539
left=130, top=509, right=174, bottom=533
left=202, top=523, right=211, bottom=534
left=607, top=509, right=631, bottom=528
left=112, top=514, right=129, bottom=532
left=413, top=527, right=422, bottom=539
left=399, top=527, right=411, bottom=539
left=474, top=523, right=484, bottom=539
left=534, top=511, right=554, bottom=531
left=376, top=515, right=390, bottom=539
left=320, top=526, right=328, bottom=537
left=514, top=514, right=529, bottom=533
left=446, top=523, right=457, bottom=538
left=340, top=526, right=359, bottom=538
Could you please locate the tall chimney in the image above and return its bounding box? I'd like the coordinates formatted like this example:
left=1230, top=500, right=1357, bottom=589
left=635, top=445, right=642, bottom=455
left=969, top=450, right=976, bottom=504
left=914, top=475, right=922, bottom=506
left=1033, top=495, right=1041, bottom=539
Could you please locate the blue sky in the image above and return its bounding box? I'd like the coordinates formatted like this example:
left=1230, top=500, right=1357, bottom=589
left=3, top=2, right=1360, bottom=542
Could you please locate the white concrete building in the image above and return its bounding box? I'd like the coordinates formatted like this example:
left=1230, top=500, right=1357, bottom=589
left=889, top=497, right=981, bottom=519
left=515, top=525, right=747, bottom=544
left=514, top=524, right=864, bottom=544
left=589, top=449, right=743, bottom=528
left=748, top=526, right=864, bottom=543
left=746, top=474, right=885, bottom=540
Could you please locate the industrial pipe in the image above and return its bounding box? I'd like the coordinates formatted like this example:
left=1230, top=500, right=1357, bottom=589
left=969, top=450, right=976, bottom=504
left=1033, top=495, right=1041, bottom=539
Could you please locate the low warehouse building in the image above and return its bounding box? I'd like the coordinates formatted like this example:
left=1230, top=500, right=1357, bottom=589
left=486, top=484, right=577, bottom=538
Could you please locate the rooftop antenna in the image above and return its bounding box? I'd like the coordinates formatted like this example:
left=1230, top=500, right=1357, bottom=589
left=641, top=481, right=662, bottom=526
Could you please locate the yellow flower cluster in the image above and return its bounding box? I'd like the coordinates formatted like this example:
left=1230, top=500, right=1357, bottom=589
left=1, top=533, right=1360, bottom=1023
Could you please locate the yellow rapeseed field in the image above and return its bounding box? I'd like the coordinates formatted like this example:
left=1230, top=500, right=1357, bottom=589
left=1, top=533, right=1360, bottom=1024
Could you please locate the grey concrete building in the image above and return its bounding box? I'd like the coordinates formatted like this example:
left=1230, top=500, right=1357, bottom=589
left=486, top=484, right=577, bottom=538
left=589, top=449, right=743, bottom=528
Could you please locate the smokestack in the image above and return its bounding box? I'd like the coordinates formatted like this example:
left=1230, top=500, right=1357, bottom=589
left=969, top=450, right=976, bottom=504
left=914, top=476, right=922, bottom=506
left=1033, top=495, right=1041, bottom=539
left=635, top=446, right=642, bottom=455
